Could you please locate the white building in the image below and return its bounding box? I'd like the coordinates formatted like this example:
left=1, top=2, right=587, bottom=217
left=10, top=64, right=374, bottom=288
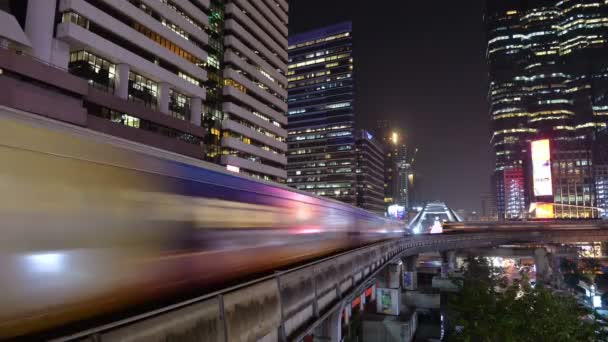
left=0, top=0, right=288, bottom=181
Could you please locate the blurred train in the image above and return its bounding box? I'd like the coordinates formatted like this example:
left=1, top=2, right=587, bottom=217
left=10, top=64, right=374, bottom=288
left=442, top=221, right=608, bottom=233
left=0, top=107, right=405, bottom=338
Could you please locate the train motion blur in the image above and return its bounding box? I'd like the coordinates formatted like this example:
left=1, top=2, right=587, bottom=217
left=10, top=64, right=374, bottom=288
left=0, top=107, right=405, bottom=338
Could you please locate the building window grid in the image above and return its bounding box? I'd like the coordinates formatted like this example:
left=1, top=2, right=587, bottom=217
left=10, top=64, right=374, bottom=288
left=132, top=23, right=205, bottom=68
left=62, top=11, right=90, bottom=29
left=61, top=7, right=206, bottom=90
left=88, top=105, right=202, bottom=146
left=68, top=50, right=116, bottom=92
left=169, top=89, right=191, bottom=121
left=160, top=0, right=206, bottom=32
left=128, top=72, right=159, bottom=110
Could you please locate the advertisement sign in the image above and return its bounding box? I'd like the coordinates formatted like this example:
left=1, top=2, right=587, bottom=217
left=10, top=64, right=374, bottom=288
left=403, top=271, right=418, bottom=290
left=531, top=140, right=553, bottom=197
left=530, top=202, right=554, bottom=219
left=376, top=288, right=400, bottom=316
left=388, top=205, right=406, bottom=221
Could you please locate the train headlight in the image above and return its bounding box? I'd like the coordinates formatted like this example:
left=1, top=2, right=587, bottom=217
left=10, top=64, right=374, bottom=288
left=24, top=252, right=65, bottom=274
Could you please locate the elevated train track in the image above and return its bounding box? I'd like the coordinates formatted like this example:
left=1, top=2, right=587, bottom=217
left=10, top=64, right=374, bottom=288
left=3, top=106, right=608, bottom=340
left=49, top=227, right=608, bottom=342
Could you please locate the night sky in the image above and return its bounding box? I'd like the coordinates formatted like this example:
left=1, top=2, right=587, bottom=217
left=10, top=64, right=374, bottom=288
left=289, top=0, right=493, bottom=211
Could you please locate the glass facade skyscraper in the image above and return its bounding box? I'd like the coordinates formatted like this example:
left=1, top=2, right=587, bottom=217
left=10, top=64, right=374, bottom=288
left=485, top=0, right=608, bottom=219
left=375, top=121, right=415, bottom=211
left=355, top=130, right=386, bottom=214
left=286, top=22, right=356, bottom=204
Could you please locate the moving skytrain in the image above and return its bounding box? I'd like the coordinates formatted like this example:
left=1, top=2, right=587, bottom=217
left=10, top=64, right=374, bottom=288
left=0, top=107, right=405, bottom=338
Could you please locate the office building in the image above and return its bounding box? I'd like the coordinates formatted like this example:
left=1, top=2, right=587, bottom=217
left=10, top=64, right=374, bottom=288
left=286, top=22, right=356, bottom=204
left=480, top=192, right=498, bottom=221
left=596, top=128, right=608, bottom=218
left=375, top=121, right=415, bottom=211
left=485, top=0, right=608, bottom=219
left=355, top=130, right=385, bottom=214
left=596, top=165, right=608, bottom=219
left=0, top=0, right=288, bottom=181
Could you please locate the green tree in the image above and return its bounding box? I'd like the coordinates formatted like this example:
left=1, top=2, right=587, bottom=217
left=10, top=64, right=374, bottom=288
left=448, top=257, right=599, bottom=342
left=582, top=258, right=603, bottom=285
left=561, top=258, right=582, bottom=288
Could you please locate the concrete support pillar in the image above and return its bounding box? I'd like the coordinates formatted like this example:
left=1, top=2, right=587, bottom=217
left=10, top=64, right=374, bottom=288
left=360, top=294, right=365, bottom=311
left=403, top=255, right=418, bottom=272
left=344, top=305, right=351, bottom=325
left=25, top=0, right=57, bottom=63
left=190, top=97, right=202, bottom=125
left=534, top=248, right=550, bottom=284
left=403, top=255, right=418, bottom=290
left=313, top=310, right=340, bottom=342
left=441, top=251, right=457, bottom=278
left=387, top=262, right=402, bottom=289
left=371, top=284, right=377, bottom=301
left=50, top=39, right=70, bottom=69
left=114, top=64, right=130, bottom=99
left=158, top=82, right=171, bottom=114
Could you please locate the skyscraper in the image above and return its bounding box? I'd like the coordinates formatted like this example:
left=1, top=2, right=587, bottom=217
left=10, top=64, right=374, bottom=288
left=355, top=130, right=385, bottom=214
left=0, top=0, right=288, bottom=181
left=480, top=192, right=498, bottom=221
left=595, top=128, right=608, bottom=218
left=286, top=22, right=356, bottom=204
left=375, top=121, right=414, bottom=211
left=485, top=0, right=608, bottom=219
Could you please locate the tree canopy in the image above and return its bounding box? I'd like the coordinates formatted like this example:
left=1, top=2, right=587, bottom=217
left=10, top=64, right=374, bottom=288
left=448, top=257, right=601, bottom=342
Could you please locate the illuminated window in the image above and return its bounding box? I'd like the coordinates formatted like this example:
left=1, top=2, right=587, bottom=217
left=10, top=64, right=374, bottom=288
left=132, top=23, right=204, bottom=66
left=225, top=79, right=247, bottom=93
left=62, top=12, right=89, bottom=29
left=169, top=90, right=190, bottom=121
left=69, top=50, right=116, bottom=92
left=128, top=72, right=158, bottom=110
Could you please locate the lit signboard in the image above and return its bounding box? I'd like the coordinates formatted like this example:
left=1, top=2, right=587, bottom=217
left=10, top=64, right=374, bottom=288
left=531, top=140, right=553, bottom=197
left=376, top=288, right=400, bottom=316
left=387, top=205, right=406, bottom=221
left=403, top=271, right=417, bottom=290
left=530, top=202, right=554, bottom=219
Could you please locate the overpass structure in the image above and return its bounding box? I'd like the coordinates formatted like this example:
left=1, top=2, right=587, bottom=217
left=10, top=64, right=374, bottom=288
left=53, top=227, right=608, bottom=342
left=408, top=202, right=462, bottom=234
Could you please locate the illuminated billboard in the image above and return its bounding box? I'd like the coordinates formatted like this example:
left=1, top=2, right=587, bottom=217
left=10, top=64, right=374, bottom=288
left=376, top=288, right=400, bottom=316
left=387, top=205, right=405, bottom=221
left=531, top=140, right=553, bottom=197
left=529, top=202, right=555, bottom=219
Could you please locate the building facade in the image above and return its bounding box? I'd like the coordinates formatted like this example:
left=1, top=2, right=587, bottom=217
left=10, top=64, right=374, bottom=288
left=375, top=121, right=415, bottom=211
left=0, top=0, right=288, bottom=181
left=286, top=22, right=357, bottom=204
left=480, top=192, right=498, bottom=221
left=595, top=128, right=608, bottom=218
left=485, top=0, right=608, bottom=219
left=355, top=130, right=385, bottom=214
